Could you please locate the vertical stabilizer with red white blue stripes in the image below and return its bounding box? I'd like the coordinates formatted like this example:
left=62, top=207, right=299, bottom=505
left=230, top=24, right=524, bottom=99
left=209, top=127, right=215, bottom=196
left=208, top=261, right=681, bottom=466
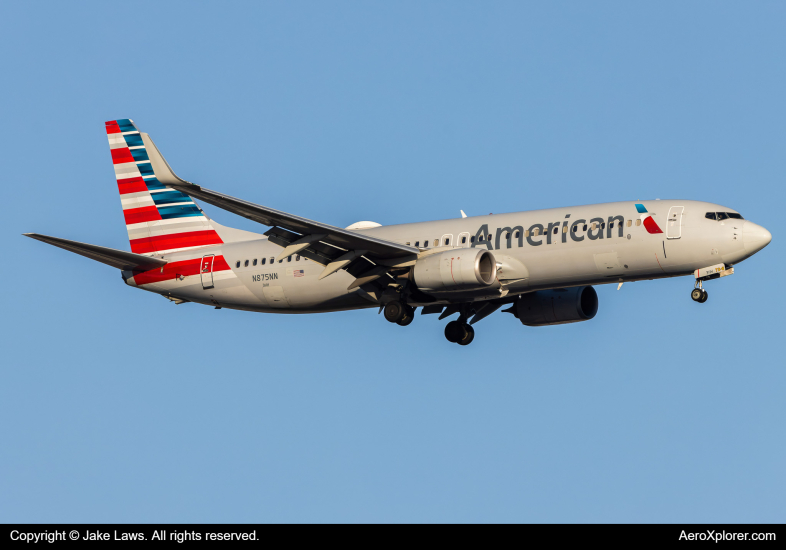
left=106, top=119, right=224, bottom=255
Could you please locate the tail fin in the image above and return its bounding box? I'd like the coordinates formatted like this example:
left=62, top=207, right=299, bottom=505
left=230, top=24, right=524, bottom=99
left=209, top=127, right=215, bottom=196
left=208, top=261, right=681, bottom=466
left=106, top=119, right=223, bottom=255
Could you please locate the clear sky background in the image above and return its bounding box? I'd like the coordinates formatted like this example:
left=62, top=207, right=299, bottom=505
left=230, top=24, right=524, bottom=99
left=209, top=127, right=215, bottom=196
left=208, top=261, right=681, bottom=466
left=1, top=1, right=784, bottom=523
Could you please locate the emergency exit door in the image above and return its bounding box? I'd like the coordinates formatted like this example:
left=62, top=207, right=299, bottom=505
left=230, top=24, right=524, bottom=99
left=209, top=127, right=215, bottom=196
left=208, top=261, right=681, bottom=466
left=666, top=206, right=684, bottom=239
left=200, top=254, right=215, bottom=289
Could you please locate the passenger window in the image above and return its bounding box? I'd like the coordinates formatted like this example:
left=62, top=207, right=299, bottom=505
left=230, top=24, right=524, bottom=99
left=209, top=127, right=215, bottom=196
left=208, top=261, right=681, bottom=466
left=583, top=224, right=587, bottom=231
left=423, top=240, right=428, bottom=247
left=433, top=239, right=439, bottom=247
left=406, top=242, right=411, bottom=246
left=270, top=257, right=274, bottom=264
left=533, top=228, right=540, bottom=236
left=626, top=220, right=632, bottom=227
left=236, top=261, right=240, bottom=268
left=562, top=226, right=567, bottom=233
left=717, top=212, right=729, bottom=220
left=525, top=230, right=530, bottom=237
left=261, top=258, right=266, bottom=265
left=609, top=222, right=614, bottom=229
left=461, top=236, right=466, bottom=244
left=515, top=231, right=520, bottom=238
left=572, top=226, right=577, bottom=233
left=244, top=260, right=249, bottom=267
left=470, top=236, right=475, bottom=243
left=601, top=223, right=605, bottom=229
left=553, top=227, right=558, bottom=234
left=635, top=219, right=641, bottom=226
left=253, top=259, right=257, bottom=266
left=287, top=256, right=292, bottom=262
left=591, top=223, right=597, bottom=230
left=444, top=238, right=450, bottom=245
left=415, top=241, right=420, bottom=247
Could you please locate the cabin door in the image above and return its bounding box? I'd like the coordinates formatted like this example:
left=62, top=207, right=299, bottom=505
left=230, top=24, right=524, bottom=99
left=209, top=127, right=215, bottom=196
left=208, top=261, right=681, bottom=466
left=200, top=254, right=215, bottom=289
left=666, top=206, right=684, bottom=239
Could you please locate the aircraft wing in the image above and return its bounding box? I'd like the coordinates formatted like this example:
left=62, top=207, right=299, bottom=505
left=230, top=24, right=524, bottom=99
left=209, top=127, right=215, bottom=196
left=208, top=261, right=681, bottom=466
left=24, top=234, right=167, bottom=271
left=143, top=133, right=418, bottom=276
left=160, top=180, right=415, bottom=260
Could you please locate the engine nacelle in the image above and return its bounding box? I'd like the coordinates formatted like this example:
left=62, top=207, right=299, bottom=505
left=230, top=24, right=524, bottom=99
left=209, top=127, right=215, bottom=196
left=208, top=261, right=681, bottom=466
left=412, top=249, right=497, bottom=292
left=513, top=286, right=598, bottom=326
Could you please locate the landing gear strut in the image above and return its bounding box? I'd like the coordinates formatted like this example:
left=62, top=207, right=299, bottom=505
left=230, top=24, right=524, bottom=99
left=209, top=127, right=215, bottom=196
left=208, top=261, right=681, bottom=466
left=691, top=281, right=708, bottom=303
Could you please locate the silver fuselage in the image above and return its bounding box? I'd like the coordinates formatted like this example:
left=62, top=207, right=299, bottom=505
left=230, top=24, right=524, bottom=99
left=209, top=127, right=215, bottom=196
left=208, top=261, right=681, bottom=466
left=126, top=200, right=770, bottom=312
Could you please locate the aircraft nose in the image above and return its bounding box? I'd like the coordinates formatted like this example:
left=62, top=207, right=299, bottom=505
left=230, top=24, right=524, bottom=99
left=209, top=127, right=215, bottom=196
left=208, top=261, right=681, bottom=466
left=743, top=221, right=772, bottom=254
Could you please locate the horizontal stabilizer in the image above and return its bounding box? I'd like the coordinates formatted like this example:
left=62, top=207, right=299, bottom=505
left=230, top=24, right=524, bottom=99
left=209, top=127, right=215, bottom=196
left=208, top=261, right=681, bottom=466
left=23, top=233, right=167, bottom=271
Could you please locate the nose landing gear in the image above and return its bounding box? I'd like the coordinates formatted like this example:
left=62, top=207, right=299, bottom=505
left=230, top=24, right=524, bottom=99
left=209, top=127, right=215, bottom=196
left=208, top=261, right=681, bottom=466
left=691, top=282, right=708, bottom=303
left=690, top=288, right=708, bottom=302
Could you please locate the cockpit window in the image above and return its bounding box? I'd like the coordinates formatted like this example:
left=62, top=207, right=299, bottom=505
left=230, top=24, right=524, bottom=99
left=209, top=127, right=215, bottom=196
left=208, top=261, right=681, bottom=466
left=707, top=211, right=743, bottom=220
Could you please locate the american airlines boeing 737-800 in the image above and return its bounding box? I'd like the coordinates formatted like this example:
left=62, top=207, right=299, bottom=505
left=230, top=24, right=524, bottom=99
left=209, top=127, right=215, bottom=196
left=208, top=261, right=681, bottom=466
left=25, top=119, right=772, bottom=345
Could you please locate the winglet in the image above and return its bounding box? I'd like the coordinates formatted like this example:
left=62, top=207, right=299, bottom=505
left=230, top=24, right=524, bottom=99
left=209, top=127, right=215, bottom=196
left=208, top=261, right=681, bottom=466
left=460, top=210, right=467, bottom=218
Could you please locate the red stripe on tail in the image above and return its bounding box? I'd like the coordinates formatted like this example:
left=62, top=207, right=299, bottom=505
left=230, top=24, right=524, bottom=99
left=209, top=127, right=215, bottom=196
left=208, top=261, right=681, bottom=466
left=111, top=147, right=135, bottom=164
left=123, top=206, right=162, bottom=225
left=105, top=121, right=121, bottom=134
left=117, top=176, right=149, bottom=195
left=130, top=230, right=223, bottom=254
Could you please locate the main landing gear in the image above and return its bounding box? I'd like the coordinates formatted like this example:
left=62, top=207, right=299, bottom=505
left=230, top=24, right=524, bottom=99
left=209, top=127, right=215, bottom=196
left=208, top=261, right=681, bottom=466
left=691, top=282, right=708, bottom=303
left=444, top=320, right=474, bottom=346
left=383, top=299, right=476, bottom=345
left=384, top=300, right=415, bottom=326
left=442, top=303, right=476, bottom=346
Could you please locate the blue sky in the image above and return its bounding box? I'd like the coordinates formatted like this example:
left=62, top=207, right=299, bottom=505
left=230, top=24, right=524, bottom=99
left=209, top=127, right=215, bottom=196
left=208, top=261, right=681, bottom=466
left=1, top=1, right=784, bottom=522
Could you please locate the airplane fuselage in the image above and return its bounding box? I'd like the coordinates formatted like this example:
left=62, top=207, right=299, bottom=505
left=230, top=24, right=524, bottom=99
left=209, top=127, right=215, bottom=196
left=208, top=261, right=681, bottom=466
left=124, top=199, right=769, bottom=313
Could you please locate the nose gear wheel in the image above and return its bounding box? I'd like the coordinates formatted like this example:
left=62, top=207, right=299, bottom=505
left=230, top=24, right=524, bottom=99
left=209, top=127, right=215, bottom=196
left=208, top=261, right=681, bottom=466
left=691, top=288, right=708, bottom=303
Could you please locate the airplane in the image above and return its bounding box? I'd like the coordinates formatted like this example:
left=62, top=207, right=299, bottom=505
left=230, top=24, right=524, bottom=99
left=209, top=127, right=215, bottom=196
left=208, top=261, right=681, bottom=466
left=25, top=119, right=772, bottom=345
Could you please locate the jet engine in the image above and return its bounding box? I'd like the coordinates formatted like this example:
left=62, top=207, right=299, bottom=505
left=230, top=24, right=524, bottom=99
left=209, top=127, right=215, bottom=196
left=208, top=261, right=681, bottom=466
left=511, top=286, right=598, bottom=326
left=411, top=249, right=497, bottom=292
